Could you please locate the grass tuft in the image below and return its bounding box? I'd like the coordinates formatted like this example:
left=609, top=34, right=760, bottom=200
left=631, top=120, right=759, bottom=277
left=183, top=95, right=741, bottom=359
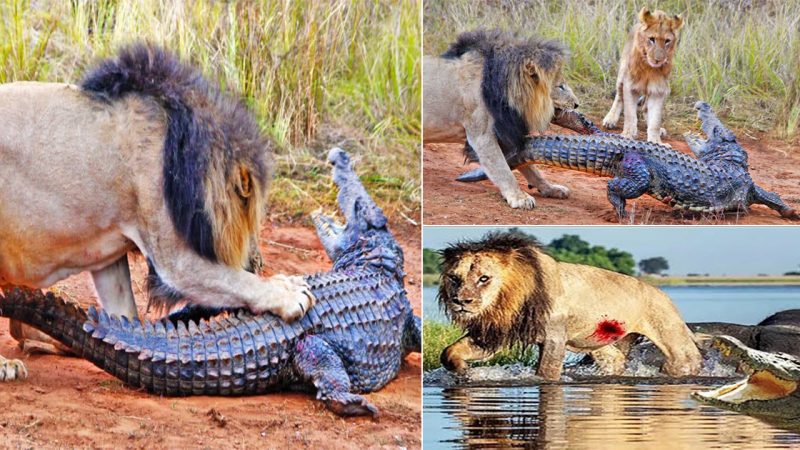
left=423, top=320, right=539, bottom=371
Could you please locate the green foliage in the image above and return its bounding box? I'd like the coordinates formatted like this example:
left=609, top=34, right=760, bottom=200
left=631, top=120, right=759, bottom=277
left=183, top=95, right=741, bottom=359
left=422, top=320, right=539, bottom=371
left=639, top=256, right=670, bottom=275
left=545, top=235, right=636, bottom=275
left=423, top=248, right=442, bottom=275
left=0, top=0, right=420, bottom=221
left=424, top=0, right=800, bottom=140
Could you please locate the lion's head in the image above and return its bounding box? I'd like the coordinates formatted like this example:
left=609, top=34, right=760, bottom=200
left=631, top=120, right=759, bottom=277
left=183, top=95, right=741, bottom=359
left=442, top=29, right=570, bottom=154
left=634, top=8, right=683, bottom=70
left=438, top=231, right=552, bottom=351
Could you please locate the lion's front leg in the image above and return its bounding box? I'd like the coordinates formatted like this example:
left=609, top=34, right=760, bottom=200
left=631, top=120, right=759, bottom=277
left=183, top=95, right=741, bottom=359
left=440, top=335, right=495, bottom=373
left=621, top=84, right=639, bottom=140
left=537, top=320, right=567, bottom=381
left=466, top=128, right=536, bottom=210
left=0, top=355, right=27, bottom=381
left=645, top=94, right=668, bottom=145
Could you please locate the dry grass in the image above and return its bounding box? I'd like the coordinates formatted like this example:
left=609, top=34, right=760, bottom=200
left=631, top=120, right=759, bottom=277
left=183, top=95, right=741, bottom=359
left=0, top=0, right=420, bottom=222
left=424, top=0, right=800, bottom=142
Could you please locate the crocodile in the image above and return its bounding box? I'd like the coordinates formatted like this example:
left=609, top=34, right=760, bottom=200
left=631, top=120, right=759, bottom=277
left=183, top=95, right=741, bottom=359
left=692, top=336, right=800, bottom=429
left=457, top=102, right=797, bottom=219
left=0, top=148, right=421, bottom=418
left=689, top=309, right=800, bottom=359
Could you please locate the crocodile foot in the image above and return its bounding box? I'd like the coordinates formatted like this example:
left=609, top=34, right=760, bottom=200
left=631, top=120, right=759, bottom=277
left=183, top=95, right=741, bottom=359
left=0, top=355, right=28, bottom=381
left=781, top=208, right=799, bottom=220
left=325, top=392, right=379, bottom=418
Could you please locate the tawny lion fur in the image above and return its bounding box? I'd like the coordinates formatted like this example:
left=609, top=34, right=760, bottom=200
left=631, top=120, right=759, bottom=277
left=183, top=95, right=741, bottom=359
left=438, top=232, right=701, bottom=380
left=603, top=7, right=684, bottom=144
left=423, top=29, right=578, bottom=210
left=0, top=44, right=314, bottom=379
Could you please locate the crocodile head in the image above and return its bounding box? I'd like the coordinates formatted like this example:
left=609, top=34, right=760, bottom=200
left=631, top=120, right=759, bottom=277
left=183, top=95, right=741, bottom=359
left=695, top=101, right=737, bottom=143
left=693, top=336, right=800, bottom=426
left=312, top=148, right=404, bottom=277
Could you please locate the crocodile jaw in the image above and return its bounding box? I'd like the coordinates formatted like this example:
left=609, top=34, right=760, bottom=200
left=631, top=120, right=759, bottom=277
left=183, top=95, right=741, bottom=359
left=694, top=369, right=797, bottom=405
left=693, top=335, right=800, bottom=417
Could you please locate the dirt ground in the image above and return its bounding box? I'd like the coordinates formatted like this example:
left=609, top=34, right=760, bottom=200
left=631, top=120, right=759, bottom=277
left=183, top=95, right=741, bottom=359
left=0, top=223, right=421, bottom=449
left=423, top=123, right=800, bottom=225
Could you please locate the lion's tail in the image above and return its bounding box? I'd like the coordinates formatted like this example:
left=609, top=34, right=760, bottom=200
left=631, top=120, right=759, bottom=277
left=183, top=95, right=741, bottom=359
left=80, top=43, right=218, bottom=262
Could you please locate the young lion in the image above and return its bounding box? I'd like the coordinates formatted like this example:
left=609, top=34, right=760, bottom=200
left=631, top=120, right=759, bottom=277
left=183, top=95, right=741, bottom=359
left=424, top=29, right=576, bottom=210
left=602, top=8, right=684, bottom=144
left=438, top=232, right=701, bottom=380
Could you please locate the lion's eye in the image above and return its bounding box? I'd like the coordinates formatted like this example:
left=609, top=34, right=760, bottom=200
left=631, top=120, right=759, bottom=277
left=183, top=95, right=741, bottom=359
left=649, top=37, right=656, bottom=44
left=665, top=39, right=671, bottom=46
left=447, top=274, right=460, bottom=284
left=558, top=84, right=565, bottom=91
left=478, top=275, right=490, bottom=284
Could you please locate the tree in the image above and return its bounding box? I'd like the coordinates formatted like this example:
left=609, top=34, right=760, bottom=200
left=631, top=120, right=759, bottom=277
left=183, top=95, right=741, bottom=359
left=545, top=234, right=635, bottom=275
left=639, top=257, right=670, bottom=275
left=422, top=248, right=442, bottom=274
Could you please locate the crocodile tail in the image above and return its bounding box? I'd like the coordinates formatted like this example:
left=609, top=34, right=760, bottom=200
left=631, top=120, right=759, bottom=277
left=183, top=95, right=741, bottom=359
left=514, top=135, right=623, bottom=177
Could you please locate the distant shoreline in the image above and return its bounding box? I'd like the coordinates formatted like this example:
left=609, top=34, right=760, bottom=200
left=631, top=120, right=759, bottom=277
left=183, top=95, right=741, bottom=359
left=422, top=273, right=800, bottom=287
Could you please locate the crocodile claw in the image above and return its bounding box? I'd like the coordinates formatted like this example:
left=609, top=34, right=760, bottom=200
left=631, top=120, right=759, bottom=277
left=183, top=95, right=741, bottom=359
left=326, top=392, right=380, bottom=419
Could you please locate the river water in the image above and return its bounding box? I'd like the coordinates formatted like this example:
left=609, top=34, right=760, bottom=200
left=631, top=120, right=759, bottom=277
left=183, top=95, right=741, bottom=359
left=423, top=285, right=800, bottom=449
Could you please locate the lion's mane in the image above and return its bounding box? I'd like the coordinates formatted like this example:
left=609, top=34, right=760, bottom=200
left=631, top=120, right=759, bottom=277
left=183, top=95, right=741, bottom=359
left=438, top=231, right=553, bottom=351
left=80, top=43, right=272, bottom=308
left=441, top=29, right=568, bottom=161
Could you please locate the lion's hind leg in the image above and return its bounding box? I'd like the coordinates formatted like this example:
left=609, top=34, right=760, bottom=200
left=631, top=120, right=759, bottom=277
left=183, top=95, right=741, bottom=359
left=642, top=323, right=701, bottom=377
left=520, top=166, right=570, bottom=199
left=589, top=344, right=626, bottom=375
left=0, top=354, right=27, bottom=381
left=9, top=321, right=71, bottom=356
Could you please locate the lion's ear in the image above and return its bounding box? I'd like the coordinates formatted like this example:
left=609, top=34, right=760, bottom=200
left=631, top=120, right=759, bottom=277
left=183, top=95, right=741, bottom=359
left=671, top=14, right=684, bottom=30
left=524, top=59, right=540, bottom=84
left=638, top=7, right=654, bottom=27
left=235, top=164, right=253, bottom=199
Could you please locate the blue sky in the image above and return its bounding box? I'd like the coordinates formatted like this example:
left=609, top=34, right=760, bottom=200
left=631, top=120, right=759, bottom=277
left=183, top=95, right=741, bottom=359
left=423, top=226, right=800, bottom=276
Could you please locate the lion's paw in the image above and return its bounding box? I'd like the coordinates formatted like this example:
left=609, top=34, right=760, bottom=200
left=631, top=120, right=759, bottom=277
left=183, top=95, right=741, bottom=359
left=538, top=183, right=570, bottom=199
left=621, top=128, right=637, bottom=140
left=254, top=274, right=316, bottom=322
left=505, top=191, right=536, bottom=210
left=601, top=115, right=618, bottom=129
left=0, top=356, right=28, bottom=381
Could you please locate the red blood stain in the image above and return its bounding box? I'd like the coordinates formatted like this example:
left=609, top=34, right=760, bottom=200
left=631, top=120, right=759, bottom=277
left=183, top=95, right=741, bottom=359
left=591, top=319, right=626, bottom=343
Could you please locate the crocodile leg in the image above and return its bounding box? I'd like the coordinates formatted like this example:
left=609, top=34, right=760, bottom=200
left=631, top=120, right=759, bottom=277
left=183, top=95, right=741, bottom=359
left=293, top=335, right=379, bottom=417
left=606, top=152, right=651, bottom=219
left=0, top=355, right=27, bottom=381
left=752, top=185, right=798, bottom=219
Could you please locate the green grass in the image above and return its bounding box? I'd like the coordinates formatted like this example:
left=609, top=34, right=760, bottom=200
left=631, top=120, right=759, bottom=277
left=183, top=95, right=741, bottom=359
left=424, top=0, right=800, bottom=141
left=0, top=0, right=420, bottom=222
left=423, top=320, right=539, bottom=371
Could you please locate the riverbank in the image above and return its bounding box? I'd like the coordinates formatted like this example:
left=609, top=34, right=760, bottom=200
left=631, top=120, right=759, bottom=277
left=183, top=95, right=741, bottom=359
left=422, top=274, right=800, bottom=287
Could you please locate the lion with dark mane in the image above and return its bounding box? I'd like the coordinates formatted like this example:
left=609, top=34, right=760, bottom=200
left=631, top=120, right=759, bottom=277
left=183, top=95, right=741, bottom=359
left=438, top=231, right=701, bottom=380
left=0, top=43, right=314, bottom=380
left=424, top=29, right=579, bottom=210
